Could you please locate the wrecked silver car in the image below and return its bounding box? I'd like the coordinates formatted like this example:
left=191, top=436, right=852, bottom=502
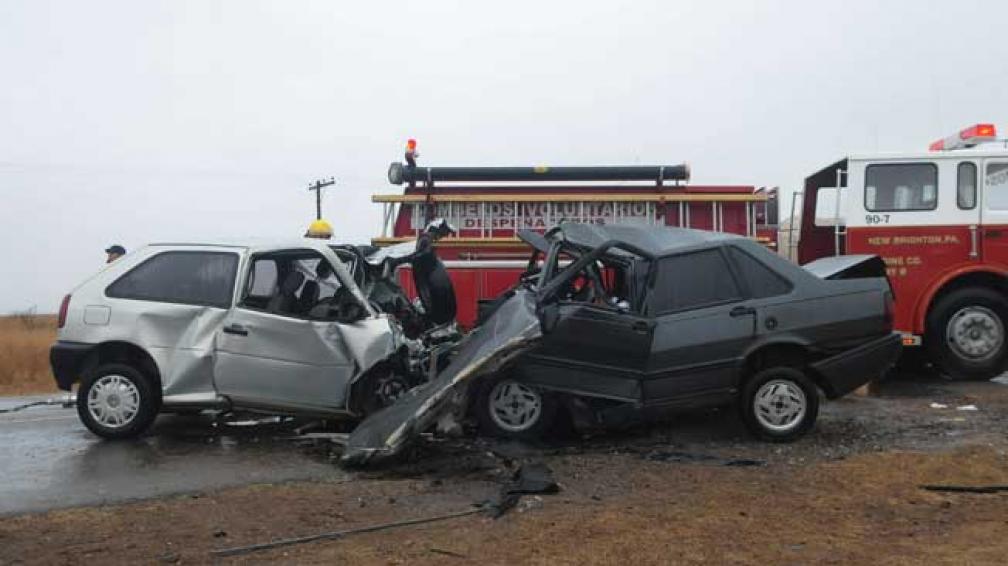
left=49, top=228, right=460, bottom=440
left=343, top=224, right=902, bottom=465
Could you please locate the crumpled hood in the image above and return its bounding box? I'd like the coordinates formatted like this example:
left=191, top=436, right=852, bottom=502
left=341, top=289, right=543, bottom=466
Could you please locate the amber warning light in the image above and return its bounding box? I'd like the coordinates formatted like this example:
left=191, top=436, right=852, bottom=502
left=929, top=123, right=997, bottom=151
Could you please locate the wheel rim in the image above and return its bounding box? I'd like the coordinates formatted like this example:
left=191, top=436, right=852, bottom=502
left=946, top=305, right=1004, bottom=362
left=87, top=375, right=141, bottom=428
left=373, top=376, right=408, bottom=408
left=488, top=380, right=542, bottom=433
left=753, top=379, right=806, bottom=433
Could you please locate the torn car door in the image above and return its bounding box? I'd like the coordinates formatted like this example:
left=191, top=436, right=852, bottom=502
left=342, top=289, right=543, bottom=466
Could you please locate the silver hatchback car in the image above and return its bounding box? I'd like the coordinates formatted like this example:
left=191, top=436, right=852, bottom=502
left=50, top=237, right=456, bottom=439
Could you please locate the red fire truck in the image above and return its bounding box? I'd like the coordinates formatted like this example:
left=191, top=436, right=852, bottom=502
left=795, top=123, right=1008, bottom=379
left=371, top=140, right=778, bottom=328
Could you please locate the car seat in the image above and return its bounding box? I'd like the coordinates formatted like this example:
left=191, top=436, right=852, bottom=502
left=268, top=271, right=305, bottom=314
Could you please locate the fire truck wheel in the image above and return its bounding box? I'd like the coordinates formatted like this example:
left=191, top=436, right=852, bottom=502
left=927, top=287, right=1008, bottom=380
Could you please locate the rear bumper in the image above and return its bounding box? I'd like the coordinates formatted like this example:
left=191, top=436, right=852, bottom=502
left=811, top=333, right=902, bottom=399
left=49, top=341, right=95, bottom=391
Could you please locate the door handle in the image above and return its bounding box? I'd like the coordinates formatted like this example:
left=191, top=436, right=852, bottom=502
left=222, top=324, right=248, bottom=336
left=986, top=230, right=1002, bottom=239
left=631, top=320, right=652, bottom=332
left=729, top=306, right=756, bottom=318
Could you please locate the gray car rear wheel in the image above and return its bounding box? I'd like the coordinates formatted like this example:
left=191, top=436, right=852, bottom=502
left=740, top=367, right=819, bottom=442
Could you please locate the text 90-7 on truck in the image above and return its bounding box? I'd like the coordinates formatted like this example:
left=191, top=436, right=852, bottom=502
left=797, top=123, right=1008, bottom=380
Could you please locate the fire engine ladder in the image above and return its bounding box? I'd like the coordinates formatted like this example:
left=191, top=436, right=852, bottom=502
left=373, top=192, right=767, bottom=242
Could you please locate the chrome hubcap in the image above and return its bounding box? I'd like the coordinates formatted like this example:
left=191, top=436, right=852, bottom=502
left=489, top=380, right=542, bottom=432
left=87, top=375, right=140, bottom=428
left=754, top=379, right=806, bottom=433
left=947, top=306, right=1004, bottom=361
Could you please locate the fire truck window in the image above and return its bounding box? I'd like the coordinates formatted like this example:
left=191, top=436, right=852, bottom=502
left=651, top=249, right=742, bottom=314
left=985, top=163, right=1008, bottom=211
left=864, top=163, right=938, bottom=212
left=958, top=162, right=977, bottom=210
left=727, top=247, right=792, bottom=299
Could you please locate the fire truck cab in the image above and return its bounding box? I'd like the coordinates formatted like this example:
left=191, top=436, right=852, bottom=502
left=797, top=124, right=1008, bottom=379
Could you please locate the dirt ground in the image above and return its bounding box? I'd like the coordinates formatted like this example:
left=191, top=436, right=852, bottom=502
left=0, top=315, right=58, bottom=396
left=2, top=375, right=1008, bottom=565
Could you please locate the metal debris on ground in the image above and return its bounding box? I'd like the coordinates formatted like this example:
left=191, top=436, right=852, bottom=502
left=929, top=402, right=948, bottom=409
left=482, top=461, right=561, bottom=518
left=956, top=404, right=979, bottom=411
left=0, top=394, right=75, bottom=414
left=642, top=450, right=765, bottom=467
left=919, top=484, right=1008, bottom=494
left=212, top=507, right=485, bottom=557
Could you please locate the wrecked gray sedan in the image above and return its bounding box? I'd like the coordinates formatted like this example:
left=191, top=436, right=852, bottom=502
left=344, top=224, right=901, bottom=465
left=50, top=233, right=459, bottom=440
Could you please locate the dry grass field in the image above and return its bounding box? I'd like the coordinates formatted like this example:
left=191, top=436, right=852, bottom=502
left=0, top=314, right=58, bottom=396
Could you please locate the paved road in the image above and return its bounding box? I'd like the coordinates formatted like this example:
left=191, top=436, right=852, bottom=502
left=0, top=397, right=344, bottom=516
left=4, top=375, right=1007, bottom=517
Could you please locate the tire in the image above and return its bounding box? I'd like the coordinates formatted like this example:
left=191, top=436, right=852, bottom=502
left=76, top=363, right=159, bottom=439
left=926, top=287, right=1008, bottom=381
left=740, top=367, right=819, bottom=442
left=475, top=376, right=557, bottom=440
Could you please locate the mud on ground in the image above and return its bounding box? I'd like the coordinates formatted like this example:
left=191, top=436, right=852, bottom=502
left=2, top=375, right=1008, bottom=565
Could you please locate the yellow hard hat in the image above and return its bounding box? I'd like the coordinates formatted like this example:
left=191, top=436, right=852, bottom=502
left=305, top=218, right=333, bottom=239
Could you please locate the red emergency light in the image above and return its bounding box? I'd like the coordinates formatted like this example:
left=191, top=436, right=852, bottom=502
left=929, top=123, right=997, bottom=151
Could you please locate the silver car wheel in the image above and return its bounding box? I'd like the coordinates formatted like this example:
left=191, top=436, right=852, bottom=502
left=87, top=374, right=141, bottom=429
left=946, top=305, right=1004, bottom=361
left=753, top=379, right=806, bottom=433
left=488, top=380, right=542, bottom=433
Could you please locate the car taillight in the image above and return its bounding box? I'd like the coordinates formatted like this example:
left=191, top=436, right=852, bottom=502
left=58, top=294, right=71, bottom=328
left=883, top=290, right=894, bottom=331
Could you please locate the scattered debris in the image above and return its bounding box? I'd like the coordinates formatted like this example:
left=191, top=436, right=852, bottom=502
left=482, top=462, right=561, bottom=518
left=0, top=394, right=75, bottom=413
left=929, top=402, right=948, bottom=409
left=956, top=404, right=978, bottom=411
left=212, top=507, right=484, bottom=557
left=920, top=484, right=1008, bottom=494
left=429, top=547, right=468, bottom=558
left=642, top=450, right=765, bottom=467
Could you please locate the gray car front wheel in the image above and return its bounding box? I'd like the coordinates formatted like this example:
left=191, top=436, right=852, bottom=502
left=476, top=377, right=557, bottom=440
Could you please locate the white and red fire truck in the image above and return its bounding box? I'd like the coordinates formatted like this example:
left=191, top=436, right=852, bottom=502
left=371, top=140, right=778, bottom=329
left=796, top=123, right=1008, bottom=379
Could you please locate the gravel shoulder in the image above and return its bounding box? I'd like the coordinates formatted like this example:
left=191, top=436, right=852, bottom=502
left=2, top=376, right=1007, bottom=565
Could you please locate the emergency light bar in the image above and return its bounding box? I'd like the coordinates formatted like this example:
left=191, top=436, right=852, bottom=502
left=388, top=163, right=691, bottom=185
left=928, top=123, right=997, bottom=151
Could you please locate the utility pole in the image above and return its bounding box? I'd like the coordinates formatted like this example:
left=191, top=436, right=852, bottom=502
left=307, top=177, right=336, bottom=219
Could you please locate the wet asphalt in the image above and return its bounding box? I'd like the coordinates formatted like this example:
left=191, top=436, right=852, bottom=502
left=2, top=374, right=1007, bottom=517
left=0, top=399, right=345, bottom=516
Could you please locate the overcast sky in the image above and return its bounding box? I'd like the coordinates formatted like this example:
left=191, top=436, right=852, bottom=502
left=2, top=0, right=1007, bottom=312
